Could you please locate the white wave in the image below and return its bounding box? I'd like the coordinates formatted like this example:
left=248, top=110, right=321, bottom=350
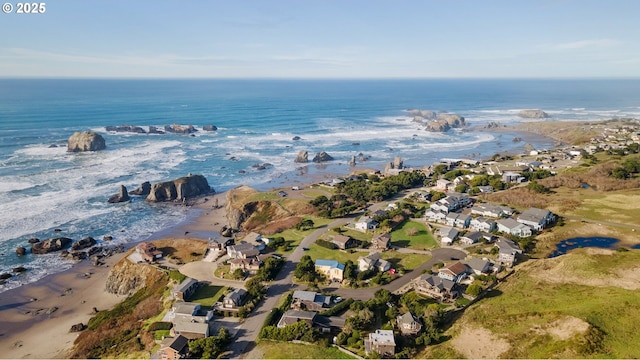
left=14, top=144, right=68, bottom=157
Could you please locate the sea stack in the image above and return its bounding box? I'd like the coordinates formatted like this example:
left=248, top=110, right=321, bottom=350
left=67, top=131, right=106, bottom=152
left=294, top=151, right=309, bottom=163
left=108, top=185, right=131, bottom=203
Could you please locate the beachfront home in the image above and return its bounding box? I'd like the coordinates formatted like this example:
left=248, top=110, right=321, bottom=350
left=331, top=234, right=357, bottom=250
left=438, top=262, right=469, bottom=283
left=227, top=242, right=260, bottom=259
left=358, top=252, right=391, bottom=273
left=365, top=329, right=396, bottom=357
left=497, top=218, right=533, bottom=237
left=223, top=288, right=247, bottom=309
left=172, top=302, right=214, bottom=324
left=517, top=208, right=555, bottom=231
left=496, top=237, right=523, bottom=266
left=136, top=242, right=163, bottom=262
left=371, top=232, right=391, bottom=251
left=354, top=216, right=378, bottom=232
left=291, top=290, right=331, bottom=311
left=159, top=335, right=189, bottom=360
left=172, top=278, right=199, bottom=302
left=396, top=312, right=422, bottom=336
left=437, top=227, right=459, bottom=246
left=414, top=274, right=460, bottom=302
left=470, top=217, right=497, bottom=232
left=315, top=259, right=345, bottom=282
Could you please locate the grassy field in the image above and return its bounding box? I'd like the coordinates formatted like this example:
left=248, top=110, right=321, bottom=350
left=257, top=341, right=355, bottom=359
left=390, top=220, right=438, bottom=250
left=270, top=216, right=334, bottom=254
left=445, top=249, right=640, bottom=358
left=190, top=284, right=228, bottom=307
left=305, top=242, right=430, bottom=271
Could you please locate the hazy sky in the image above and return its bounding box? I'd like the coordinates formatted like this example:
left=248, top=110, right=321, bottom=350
left=2, top=0, right=639, bottom=78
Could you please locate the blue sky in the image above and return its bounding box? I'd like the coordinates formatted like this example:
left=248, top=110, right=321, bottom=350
left=1, top=0, right=639, bottom=78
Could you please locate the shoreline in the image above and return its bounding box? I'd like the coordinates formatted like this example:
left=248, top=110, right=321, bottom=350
left=0, top=123, right=594, bottom=358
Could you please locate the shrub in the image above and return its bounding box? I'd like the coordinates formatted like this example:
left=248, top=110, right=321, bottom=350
left=148, top=321, right=173, bottom=331
left=316, top=239, right=338, bottom=249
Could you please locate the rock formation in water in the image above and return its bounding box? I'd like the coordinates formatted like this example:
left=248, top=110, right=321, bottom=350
left=108, top=185, right=131, bottom=203
left=294, top=151, right=309, bottom=163
left=312, top=151, right=334, bottom=163
left=518, top=109, right=550, bottom=119
left=31, top=237, right=73, bottom=254
left=424, top=114, right=466, bottom=132
left=202, top=125, right=218, bottom=131
left=146, top=174, right=213, bottom=202
left=164, top=124, right=197, bottom=134
left=67, top=132, right=106, bottom=152
left=105, top=125, right=146, bottom=134
left=129, top=181, right=151, bottom=196
left=71, top=237, right=97, bottom=251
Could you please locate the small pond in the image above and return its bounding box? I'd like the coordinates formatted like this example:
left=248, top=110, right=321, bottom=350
left=549, top=237, right=621, bottom=258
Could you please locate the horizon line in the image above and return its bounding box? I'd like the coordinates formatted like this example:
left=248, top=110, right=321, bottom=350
left=2, top=76, right=640, bottom=81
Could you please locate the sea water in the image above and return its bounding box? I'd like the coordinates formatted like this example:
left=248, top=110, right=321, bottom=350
left=1, top=78, right=639, bottom=291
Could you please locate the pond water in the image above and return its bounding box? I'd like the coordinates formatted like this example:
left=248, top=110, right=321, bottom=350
left=549, top=237, right=621, bottom=258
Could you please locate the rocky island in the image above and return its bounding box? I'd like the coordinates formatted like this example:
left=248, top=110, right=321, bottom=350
left=408, top=109, right=466, bottom=132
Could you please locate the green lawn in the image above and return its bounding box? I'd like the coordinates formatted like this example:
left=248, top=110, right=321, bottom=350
left=390, top=220, right=438, bottom=250
left=270, top=217, right=334, bottom=254
left=257, top=341, right=355, bottom=359
left=383, top=252, right=430, bottom=271
left=190, top=284, right=228, bottom=307
left=305, top=242, right=362, bottom=264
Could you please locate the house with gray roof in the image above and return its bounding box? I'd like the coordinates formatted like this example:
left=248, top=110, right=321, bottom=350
left=396, top=312, right=422, bottom=336
left=497, top=218, right=532, bottom=237
left=460, top=231, right=483, bottom=245
left=277, top=310, right=317, bottom=328
left=437, top=227, right=459, bottom=246
left=331, top=234, right=357, bottom=250
left=357, top=252, right=391, bottom=273
left=414, top=274, right=460, bottom=301
left=291, top=290, right=331, bottom=311
left=172, top=278, right=199, bottom=302
left=227, top=242, right=260, bottom=259
left=496, top=237, right=523, bottom=266
left=223, top=288, right=247, bottom=309
left=465, top=257, right=492, bottom=275
left=365, top=329, right=396, bottom=357
left=159, top=335, right=189, bottom=360
left=470, top=217, right=497, bottom=232
left=371, top=232, right=391, bottom=251
left=517, top=207, right=554, bottom=231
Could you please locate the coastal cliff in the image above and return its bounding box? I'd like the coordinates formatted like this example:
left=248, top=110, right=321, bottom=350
left=104, top=256, right=161, bottom=296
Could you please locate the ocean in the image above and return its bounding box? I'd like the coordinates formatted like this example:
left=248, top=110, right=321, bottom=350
left=1, top=78, right=639, bottom=291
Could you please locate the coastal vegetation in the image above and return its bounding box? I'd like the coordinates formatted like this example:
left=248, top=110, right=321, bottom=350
left=256, top=341, right=355, bottom=359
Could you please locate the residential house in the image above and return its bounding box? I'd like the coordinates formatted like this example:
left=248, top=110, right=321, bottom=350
left=277, top=310, right=317, bottom=328
left=242, top=232, right=266, bottom=252
left=396, top=312, right=422, bottom=336
left=517, top=207, right=555, bottom=231
left=437, top=227, right=459, bottom=246
left=172, top=302, right=214, bottom=324
left=477, top=185, right=494, bottom=193
left=460, top=231, right=483, bottom=245
left=414, top=274, right=460, bottom=301
left=425, top=209, right=448, bottom=224
left=171, top=321, right=209, bottom=339
left=465, top=257, right=492, bottom=275
left=358, top=252, right=391, bottom=273
left=229, top=256, right=262, bottom=274
left=136, top=242, right=163, bottom=262
left=470, top=203, right=514, bottom=218
left=445, top=212, right=471, bottom=228
left=291, top=290, right=331, bottom=311
left=436, top=178, right=451, bottom=191
left=159, top=335, right=189, bottom=360
left=502, top=171, right=525, bottom=183
left=209, top=237, right=233, bottom=250
left=354, top=216, right=378, bottom=232
left=430, top=193, right=471, bottom=213
left=438, top=262, right=469, bottom=283
left=227, top=242, right=260, bottom=259
left=496, top=218, right=533, bottom=237
left=223, top=288, right=247, bottom=309
left=365, top=329, right=396, bottom=357
left=172, top=278, right=199, bottom=302
left=315, top=259, right=345, bottom=282
left=496, top=237, right=523, bottom=266
left=371, top=232, right=391, bottom=251
left=470, top=217, right=497, bottom=232
left=331, top=234, right=357, bottom=250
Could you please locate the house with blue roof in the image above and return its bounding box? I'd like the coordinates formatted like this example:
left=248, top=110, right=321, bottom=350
left=315, top=259, right=345, bottom=282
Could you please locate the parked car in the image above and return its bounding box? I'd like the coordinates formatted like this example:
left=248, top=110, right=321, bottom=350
left=278, top=191, right=287, bottom=197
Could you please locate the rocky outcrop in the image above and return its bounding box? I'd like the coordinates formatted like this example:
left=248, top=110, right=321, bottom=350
left=349, top=155, right=356, bottom=166
left=164, top=124, right=197, bottom=134
left=16, top=246, right=26, bottom=256
left=104, top=256, right=160, bottom=296
left=13, top=266, right=27, bottom=273
left=129, top=181, right=151, bottom=196
left=105, top=125, right=146, bottom=134
left=31, top=237, right=72, bottom=254
left=70, top=323, right=86, bottom=332
left=294, top=151, right=309, bottom=163
left=67, top=132, right=106, bottom=152
left=146, top=174, right=213, bottom=202
left=408, top=109, right=437, bottom=121
left=28, top=238, right=40, bottom=244
left=148, top=126, right=165, bottom=134
left=424, top=114, right=466, bottom=132
left=108, top=185, right=130, bottom=203
left=202, top=125, right=218, bottom=131
left=518, top=109, right=550, bottom=119
left=292, top=136, right=302, bottom=141
left=312, top=151, right=334, bottom=163
left=71, top=237, right=96, bottom=251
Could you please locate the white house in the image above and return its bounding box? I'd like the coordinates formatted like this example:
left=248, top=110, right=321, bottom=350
left=496, top=218, right=532, bottom=237
left=437, top=227, right=459, bottom=245
left=517, top=208, right=555, bottom=231
left=354, top=216, right=378, bottom=232
left=470, top=217, right=496, bottom=232
left=358, top=252, right=391, bottom=272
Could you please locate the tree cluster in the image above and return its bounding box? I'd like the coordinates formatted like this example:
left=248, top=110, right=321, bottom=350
left=188, top=328, right=231, bottom=359
left=294, top=255, right=324, bottom=283
left=259, top=320, right=320, bottom=343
